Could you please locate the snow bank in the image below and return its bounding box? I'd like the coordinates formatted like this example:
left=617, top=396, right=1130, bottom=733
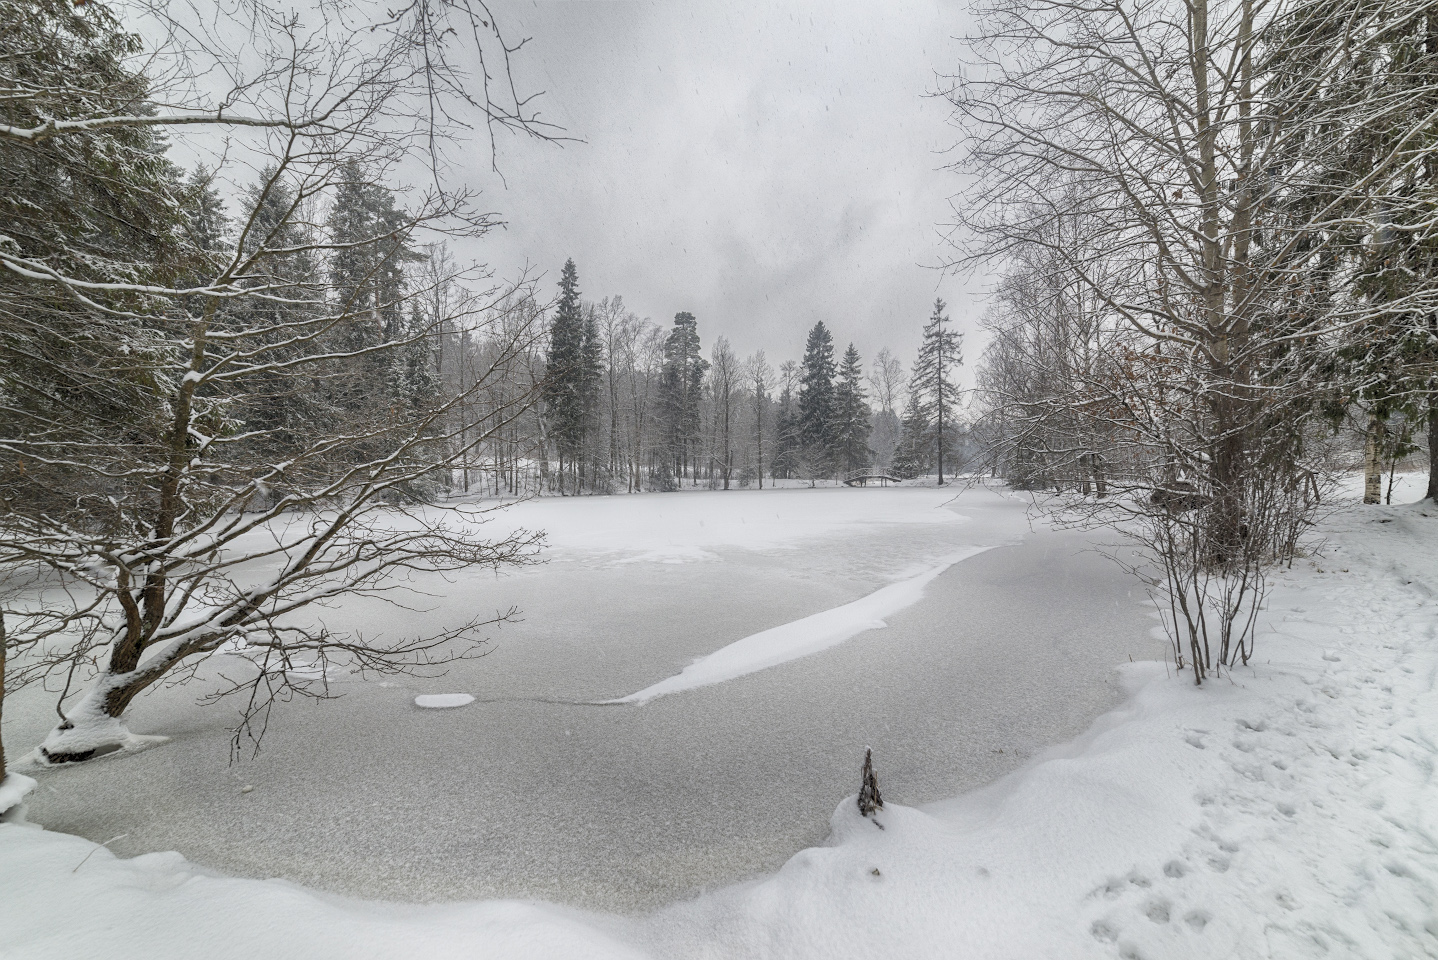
left=0, top=773, right=36, bottom=824
left=606, top=546, right=996, bottom=705
left=16, top=672, right=170, bottom=770
left=3, top=500, right=1435, bottom=959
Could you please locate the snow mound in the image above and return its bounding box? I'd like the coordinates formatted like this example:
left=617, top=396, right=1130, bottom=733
left=15, top=733, right=171, bottom=772
left=414, top=694, right=475, bottom=709
left=606, top=546, right=995, bottom=705
left=0, top=774, right=36, bottom=824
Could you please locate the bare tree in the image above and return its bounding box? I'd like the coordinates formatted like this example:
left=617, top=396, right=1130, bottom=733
left=868, top=348, right=906, bottom=475
left=947, top=0, right=1438, bottom=680
left=0, top=0, right=556, bottom=778
left=708, top=337, right=740, bottom=490
left=745, top=351, right=776, bottom=488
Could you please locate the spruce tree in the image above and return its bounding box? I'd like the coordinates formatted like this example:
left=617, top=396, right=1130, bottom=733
left=833, top=343, right=872, bottom=476
left=326, top=163, right=422, bottom=462
left=579, top=301, right=604, bottom=487
left=231, top=171, right=329, bottom=472
left=543, top=259, right=587, bottom=491
left=891, top=387, right=932, bottom=480
left=911, top=298, right=964, bottom=484
left=797, top=321, right=837, bottom=475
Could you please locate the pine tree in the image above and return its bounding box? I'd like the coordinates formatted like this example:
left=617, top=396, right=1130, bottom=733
left=833, top=343, right=872, bottom=476
left=797, top=321, right=838, bottom=475
left=911, top=298, right=964, bottom=484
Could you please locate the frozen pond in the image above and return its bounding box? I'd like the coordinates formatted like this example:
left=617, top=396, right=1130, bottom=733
left=9, top=485, right=1164, bottom=912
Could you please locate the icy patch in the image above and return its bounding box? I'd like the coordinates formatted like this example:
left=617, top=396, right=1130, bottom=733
left=414, top=694, right=475, bottom=709
left=607, top=546, right=996, bottom=705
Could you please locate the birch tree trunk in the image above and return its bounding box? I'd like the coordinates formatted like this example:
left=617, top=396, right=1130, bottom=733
left=1365, top=415, right=1386, bottom=504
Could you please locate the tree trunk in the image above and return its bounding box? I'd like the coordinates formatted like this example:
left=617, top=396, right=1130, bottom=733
left=756, top=399, right=764, bottom=489
left=1, top=609, right=7, bottom=787
left=1364, top=414, right=1384, bottom=504
left=1427, top=397, right=1438, bottom=502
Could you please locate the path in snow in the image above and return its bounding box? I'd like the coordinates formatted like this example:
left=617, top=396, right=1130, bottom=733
left=8, top=486, right=1164, bottom=912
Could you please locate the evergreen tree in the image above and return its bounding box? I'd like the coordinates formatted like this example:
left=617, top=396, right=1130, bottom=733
left=658, top=312, right=708, bottom=481
left=231, top=170, right=329, bottom=470
left=182, top=167, right=231, bottom=257
left=0, top=0, right=190, bottom=528
left=542, top=259, right=588, bottom=491
left=579, top=301, right=604, bottom=486
left=797, top=321, right=837, bottom=474
left=891, top=387, right=933, bottom=480
left=911, top=298, right=964, bottom=484
left=833, top=343, right=872, bottom=476
left=326, top=163, right=422, bottom=459
left=771, top=378, right=801, bottom=481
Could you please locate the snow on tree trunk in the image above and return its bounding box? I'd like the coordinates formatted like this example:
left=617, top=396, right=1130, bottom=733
left=34, top=667, right=170, bottom=765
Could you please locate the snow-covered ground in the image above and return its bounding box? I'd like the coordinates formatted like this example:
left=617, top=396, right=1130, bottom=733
left=3, top=476, right=1436, bottom=958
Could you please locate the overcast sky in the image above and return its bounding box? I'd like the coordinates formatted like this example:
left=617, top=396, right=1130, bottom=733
left=464, top=0, right=981, bottom=374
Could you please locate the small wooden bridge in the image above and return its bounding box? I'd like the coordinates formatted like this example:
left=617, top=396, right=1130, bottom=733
left=842, top=474, right=902, bottom=487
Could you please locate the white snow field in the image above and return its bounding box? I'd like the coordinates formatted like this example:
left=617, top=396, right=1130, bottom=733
left=4, top=480, right=1436, bottom=959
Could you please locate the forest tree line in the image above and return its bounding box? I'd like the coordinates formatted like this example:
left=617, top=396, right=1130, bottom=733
left=498, top=259, right=969, bottom=496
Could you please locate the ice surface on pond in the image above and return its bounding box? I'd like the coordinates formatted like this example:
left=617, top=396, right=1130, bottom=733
left=414, top=694, right=475, bottom=709
left=607, top=545, right=996, bottom=705
left=490, top=484, right=968, bottom=565
left=6, top=485, right=1162, bottom=917
left=4, top=497, right=1435, bottom=958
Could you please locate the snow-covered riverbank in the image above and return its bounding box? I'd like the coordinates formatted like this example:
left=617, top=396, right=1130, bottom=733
left=3, top=486, right=1435, bottom=958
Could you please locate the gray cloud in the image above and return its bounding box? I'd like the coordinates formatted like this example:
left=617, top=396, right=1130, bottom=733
left=460, top=0, right=981, bottom=375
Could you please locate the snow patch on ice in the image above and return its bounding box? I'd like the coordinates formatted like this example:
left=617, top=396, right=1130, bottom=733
left=606, top=546, right=996, bottom=705
left=0, top=774, right=36, bottom=824
left=414, top=694, right=475, bottom=709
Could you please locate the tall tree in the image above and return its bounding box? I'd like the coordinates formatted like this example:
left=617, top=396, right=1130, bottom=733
left=658, top=312, right=707, bottom=482
left=833, top=343, right=872, bottom=476
left=797, top=321, right=838, bottom=475
left=911, top=299, right=964, bottom=484
left=868, top=347, right=906, bottom=475
left=746, top=351, right=776, bottom=488
left=771, top=360, right=802, bottom=480
left=326, top=163, right=424, bottom=466
left=542, top=259, right=587, bottom=492
left=709, top=337, right=740, bottom=489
